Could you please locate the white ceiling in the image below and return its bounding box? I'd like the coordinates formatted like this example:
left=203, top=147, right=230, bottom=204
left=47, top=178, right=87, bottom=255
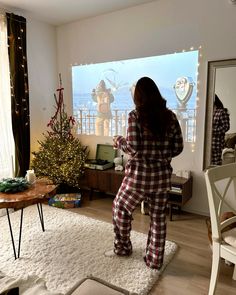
left=0, top=0, right=155, bottom=26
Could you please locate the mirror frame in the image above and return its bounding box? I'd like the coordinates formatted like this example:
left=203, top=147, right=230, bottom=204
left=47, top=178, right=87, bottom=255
left=203, top=58, right=236, bottom=170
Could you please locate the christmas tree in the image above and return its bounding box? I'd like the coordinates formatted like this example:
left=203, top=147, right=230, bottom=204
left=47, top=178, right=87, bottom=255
left=31, top=75, right=87, bottom=188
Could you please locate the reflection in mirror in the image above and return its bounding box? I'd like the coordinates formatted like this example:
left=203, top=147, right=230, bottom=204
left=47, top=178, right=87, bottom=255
left=211, top=94, right=230, bottom=165
left=203, top=59, right=236, bottom=170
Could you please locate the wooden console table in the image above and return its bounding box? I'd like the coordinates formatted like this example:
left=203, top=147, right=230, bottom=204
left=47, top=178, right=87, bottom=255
left=79, top=168, right=192, bottom=220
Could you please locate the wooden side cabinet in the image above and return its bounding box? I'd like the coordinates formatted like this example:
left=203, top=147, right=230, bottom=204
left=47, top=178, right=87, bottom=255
left=79, top=168, right=124, bottom=198
left=79, top=169, right=193, bottom=221
left=169, top=174, right=193, bottom=221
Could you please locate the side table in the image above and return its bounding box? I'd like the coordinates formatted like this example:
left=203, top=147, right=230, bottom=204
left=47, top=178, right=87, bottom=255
left=168, top=174, right=193, bottom=221
left=0, top=179, right=57, bottom=259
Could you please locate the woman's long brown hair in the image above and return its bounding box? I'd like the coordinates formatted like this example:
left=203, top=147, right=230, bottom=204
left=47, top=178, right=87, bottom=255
left=134, top=77, right=173, bottom=138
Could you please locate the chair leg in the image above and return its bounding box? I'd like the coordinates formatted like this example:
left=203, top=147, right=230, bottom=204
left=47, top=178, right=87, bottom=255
left=208, top=244, right=220, bottom=295
left=233, top=265, right=236, bottom=280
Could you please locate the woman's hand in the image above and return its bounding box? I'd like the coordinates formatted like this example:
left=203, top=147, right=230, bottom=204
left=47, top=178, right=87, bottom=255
left=113, top=135, right=119, bottom=149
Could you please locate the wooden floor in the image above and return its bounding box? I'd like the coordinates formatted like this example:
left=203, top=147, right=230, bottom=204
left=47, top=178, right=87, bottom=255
left=69, top=191, right=236, bottom=295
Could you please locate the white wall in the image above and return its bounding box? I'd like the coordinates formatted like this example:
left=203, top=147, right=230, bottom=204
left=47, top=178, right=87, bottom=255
left=26, top=17, right=58, bottom=155
left=56, top=0, right=236, bottom=215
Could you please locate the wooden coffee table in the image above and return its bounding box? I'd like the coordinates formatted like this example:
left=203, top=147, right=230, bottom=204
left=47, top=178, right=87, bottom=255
left=0, top=179, right=57, bottom=259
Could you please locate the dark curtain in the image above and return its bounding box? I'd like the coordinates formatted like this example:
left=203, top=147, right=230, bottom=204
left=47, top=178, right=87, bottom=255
left=6, top=13, right=30, bottom=177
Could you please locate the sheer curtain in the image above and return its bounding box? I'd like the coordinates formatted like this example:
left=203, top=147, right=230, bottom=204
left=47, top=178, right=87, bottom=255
left=0, top=12, right=15, bottom=179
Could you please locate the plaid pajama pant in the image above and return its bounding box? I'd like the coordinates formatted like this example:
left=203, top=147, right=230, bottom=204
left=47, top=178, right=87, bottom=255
left=112, top=182, right=168, bottom=269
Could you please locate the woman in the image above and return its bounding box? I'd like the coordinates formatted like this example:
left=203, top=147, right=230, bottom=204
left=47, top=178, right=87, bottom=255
left=211, top=94, right=230, bottom=165
left=106, top=77, right=183, bottom=270
left=91, top=79, right=114, bottom=136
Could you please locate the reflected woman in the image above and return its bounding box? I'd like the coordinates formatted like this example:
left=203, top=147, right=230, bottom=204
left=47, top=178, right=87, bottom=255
left=211, top=94, right=230, bottom=165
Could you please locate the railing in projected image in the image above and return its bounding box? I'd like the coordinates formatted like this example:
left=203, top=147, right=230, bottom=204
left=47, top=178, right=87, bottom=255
left=74, top=109, right=129, bottom=137
left=176, top=108, right=197, bottom=143
left=74, top=108, right=196, bottom=143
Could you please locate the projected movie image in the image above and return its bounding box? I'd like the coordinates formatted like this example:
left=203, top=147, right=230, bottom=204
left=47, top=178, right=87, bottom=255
left=72, top=50, right=198, bottom=142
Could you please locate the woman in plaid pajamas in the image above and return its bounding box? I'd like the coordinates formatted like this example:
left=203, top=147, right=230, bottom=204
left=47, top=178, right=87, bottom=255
left=211, top=94, right=230, bottom=165
left=106, top=77, right=183, bottom=270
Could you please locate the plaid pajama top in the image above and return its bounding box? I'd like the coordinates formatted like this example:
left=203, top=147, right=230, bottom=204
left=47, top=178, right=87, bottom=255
left=211, top=108, right=230, bottom=164
left=116, top=110, right=183, bottom=193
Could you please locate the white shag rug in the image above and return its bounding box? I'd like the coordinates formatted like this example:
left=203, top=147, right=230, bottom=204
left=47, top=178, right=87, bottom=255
left=0, top=205, right=177, bottom=295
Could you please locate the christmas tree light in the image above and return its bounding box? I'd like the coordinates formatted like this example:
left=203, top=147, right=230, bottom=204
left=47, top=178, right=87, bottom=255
left=31, top=75, right=87, bottom=188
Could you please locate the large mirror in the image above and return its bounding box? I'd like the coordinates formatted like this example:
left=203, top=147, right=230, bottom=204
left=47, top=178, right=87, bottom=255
left=203, top=58, right=236, bottom=170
